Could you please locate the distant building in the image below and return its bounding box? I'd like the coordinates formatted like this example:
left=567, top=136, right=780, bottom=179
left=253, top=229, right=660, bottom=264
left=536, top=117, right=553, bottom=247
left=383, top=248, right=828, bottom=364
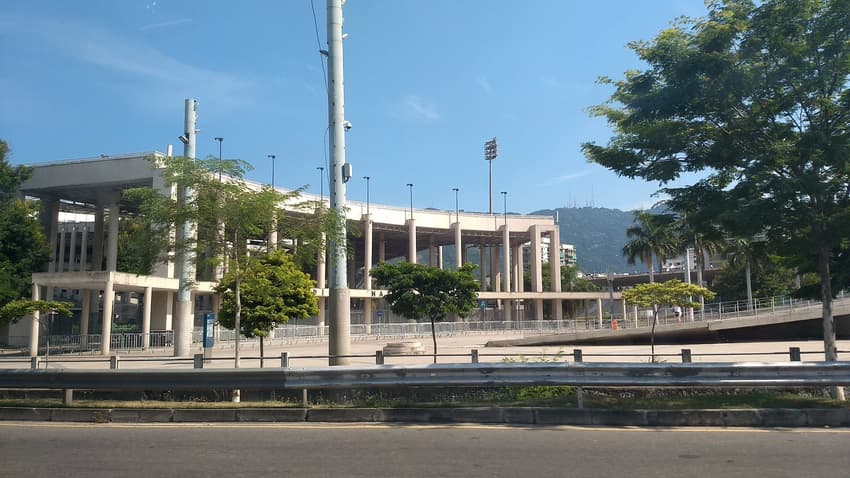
left=661, top=247, right=726, bottom=272
left=524, top=236, right=577, bottom=268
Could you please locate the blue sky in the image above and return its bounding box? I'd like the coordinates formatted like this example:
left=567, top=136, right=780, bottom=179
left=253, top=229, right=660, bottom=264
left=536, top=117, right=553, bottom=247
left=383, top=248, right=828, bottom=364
left=1, top=0, right=709, bottom=214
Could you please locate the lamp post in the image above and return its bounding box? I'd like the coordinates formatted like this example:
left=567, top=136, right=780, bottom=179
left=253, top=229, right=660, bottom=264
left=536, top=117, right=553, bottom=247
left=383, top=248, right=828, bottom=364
left=268, top=154, right=276, bottom=188
left=406, top=183, right=414, bottom=218
left=363, top=176, right=371, bottom=215
left=501, top=191, right=507, bottom=225
left=214, top=137, right=223, bottom=182
left=452, top=187, right=459, bottom=223
left=317, top=166, right=324, bottom=204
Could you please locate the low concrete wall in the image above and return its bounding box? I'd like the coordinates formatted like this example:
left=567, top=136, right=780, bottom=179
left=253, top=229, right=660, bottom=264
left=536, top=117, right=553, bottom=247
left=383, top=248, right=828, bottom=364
left=2, top=407, right=848, bottom=427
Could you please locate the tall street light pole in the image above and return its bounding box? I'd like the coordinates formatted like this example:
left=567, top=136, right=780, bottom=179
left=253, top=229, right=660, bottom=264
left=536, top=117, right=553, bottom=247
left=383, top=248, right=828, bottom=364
left=363, top=176, right=371, bottom=215
left=406, top=183, right=414, bottom=218
left=268, top=154, right=276, bottom=188
left=452, top=187, right=459, bottom=223
left=501, top=191, right=507, bottom=225
left=214, top=137, right=223, bottom=182
left=326, top=0, right=351, bottom=366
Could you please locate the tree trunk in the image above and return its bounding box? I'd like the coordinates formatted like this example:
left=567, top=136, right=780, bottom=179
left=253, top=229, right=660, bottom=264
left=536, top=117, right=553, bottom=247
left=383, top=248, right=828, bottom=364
left=745, top=258, right=753, bottom=312
left=818, top=246, right=844, bottom=400
left=430, top=317, right=437, bottom=364
left=650, top=305, right=658, bottom=363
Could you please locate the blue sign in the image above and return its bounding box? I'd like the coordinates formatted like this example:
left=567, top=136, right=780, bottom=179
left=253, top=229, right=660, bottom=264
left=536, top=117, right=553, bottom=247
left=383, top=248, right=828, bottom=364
left=376, top=310, right=384, bottom=319
left=203, top=313, right=215, bottom=348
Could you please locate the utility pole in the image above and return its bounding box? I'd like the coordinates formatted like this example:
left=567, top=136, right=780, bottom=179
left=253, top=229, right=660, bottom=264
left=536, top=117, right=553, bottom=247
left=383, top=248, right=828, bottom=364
left=268, top=154, right=276, bottom=188
left=326, top=0, right=351, bottom=365
left=174, top=99, right=197, bottom=357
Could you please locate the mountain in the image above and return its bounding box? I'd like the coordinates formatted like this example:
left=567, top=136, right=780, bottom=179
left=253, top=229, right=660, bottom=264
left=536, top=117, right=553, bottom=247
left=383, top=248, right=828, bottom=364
left=531, top=206, right=642, bottom=274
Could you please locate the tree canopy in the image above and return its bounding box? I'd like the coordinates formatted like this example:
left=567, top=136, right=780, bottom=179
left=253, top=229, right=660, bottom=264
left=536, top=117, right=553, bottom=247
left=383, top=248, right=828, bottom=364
left=215, top=250, right=318, bottom=337
left=0, top=140, right=50, bottom=307
left=370, top=262, right=478, bottom=362
left=622, top=279, right=715, bottom=360
left=583, top=0, right=850, bottom=382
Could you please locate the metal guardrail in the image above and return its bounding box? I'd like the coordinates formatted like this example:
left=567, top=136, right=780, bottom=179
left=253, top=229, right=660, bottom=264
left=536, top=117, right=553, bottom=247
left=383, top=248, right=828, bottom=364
left=1, top=362, right=849, bottom=391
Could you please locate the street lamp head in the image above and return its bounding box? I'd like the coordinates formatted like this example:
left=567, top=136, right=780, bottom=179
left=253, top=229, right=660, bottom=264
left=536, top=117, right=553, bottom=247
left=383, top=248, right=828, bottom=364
left=268, top=154, right=276, bottom=159
left=406, top=183, right=413, bottom=188
left=214, top=137, right=223, bottom=142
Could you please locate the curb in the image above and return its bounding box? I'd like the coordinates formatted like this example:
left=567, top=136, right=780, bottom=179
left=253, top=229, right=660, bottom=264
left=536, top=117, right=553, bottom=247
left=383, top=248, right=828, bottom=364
left=1, top=407, right=849, bottom=427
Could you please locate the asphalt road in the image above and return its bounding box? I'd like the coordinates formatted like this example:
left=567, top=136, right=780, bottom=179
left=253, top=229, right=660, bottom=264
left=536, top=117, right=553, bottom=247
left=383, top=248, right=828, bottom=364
left=2, top=422, right=849, bottom=477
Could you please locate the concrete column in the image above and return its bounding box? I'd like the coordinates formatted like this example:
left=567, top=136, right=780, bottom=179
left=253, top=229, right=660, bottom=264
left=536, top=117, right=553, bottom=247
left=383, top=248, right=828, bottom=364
left=501, top=226, right=511, bottom=293
left=428, top=236, right=436, bottom=267
left=152, top=169, right=176, bottom=279
left=79, top=224, right=88, bottom=271
left=43, top=199, right=59, bottom=302
left=512, top=244, right=522, bottom=292
left=502, top=225, right=512, bottom=322
left=106, top=201, right=119, bottom=272
left=363, top=298, right=372, bottom=335
left=80, top=289, right=90, bottom=344
left=28, top=283, right=40, bottom=357
left=68, top=225, right=77, bottom=272
left=597, top=298, right=603, bottom=327
left=437, top=246, right=444, bottom=270
left=378, top=233, right=386, bottom=264
left=93, top=205, right=105, bottom=271
left=479, top=240, right=487, bottom=291
left=549, top=230, right=563, bottom=321
left=142, top=286, right=152, bottom=349
left=57, top=227, right=67, bottom=273
left=453, top=222, right=462, bottom=269
left=101, top=280, right=115, bottom=355
left=407, top=218, right=417, bottom=263
left=363, top=214, right=373, bottom=289
left=491, top=243, right=500, bottom=292
left=165, top=292, right=174, bottom=330
left=529, top=225, right=543, bottom=319
left=633, top=305, right=639, bottom=328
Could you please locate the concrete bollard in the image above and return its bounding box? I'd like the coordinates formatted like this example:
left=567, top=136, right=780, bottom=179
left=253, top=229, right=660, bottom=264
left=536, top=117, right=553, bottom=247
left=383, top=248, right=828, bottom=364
left=193, top=353, right=204, bottom=369
left=471, top=349, right=479, bottom=363
left=681, top=349, right=692, bottom=363
left=790, top=347, right=802, bottom=362
left=30, top=356, right=39, bottom=369
left=109, top=355, right=120, bottom=369
left=63, top=389, right=74, bottom=406
left=281, top=352, right=289, bottom=368
left=376, top=350, right=384, bottom=365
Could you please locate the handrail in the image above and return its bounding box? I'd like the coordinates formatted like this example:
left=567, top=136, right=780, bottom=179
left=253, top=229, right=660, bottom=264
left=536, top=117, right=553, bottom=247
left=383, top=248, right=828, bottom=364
left=1, top=362, right=849, bottom=390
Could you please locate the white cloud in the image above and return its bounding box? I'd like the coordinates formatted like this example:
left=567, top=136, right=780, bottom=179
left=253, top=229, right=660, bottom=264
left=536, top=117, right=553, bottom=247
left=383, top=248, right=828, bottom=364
left=0, top=14, right=256, bottom=112
left=402, top=95, right=439, bottom=121
left=476, top=75, right=494, bottom=95
left=545, top=169, right=593, bottom=185
left=140, top=18, right=193, bottom=31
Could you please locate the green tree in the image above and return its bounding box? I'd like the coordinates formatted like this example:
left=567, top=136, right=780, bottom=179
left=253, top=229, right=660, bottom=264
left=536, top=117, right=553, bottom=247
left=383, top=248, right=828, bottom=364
left=0, top=140, right=50, bottom=307
left=622, top=210, right=677, bottom=281
left=583, top=0, right=850, bottom=397
left=712, top=251, right=795, bottom=302
left=622, top=280, right=715, bottom=361
left=370, top=262, right=478, bottom=363
left=130, top=155, right=295, bottom=367
left=215, top=250, right=318, bottom=367
left=0, top=299, right=73, bottom=327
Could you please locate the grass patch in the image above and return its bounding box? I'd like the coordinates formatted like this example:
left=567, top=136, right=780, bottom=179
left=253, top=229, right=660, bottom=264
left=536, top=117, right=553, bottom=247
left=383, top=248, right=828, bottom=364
left=0, top=388, right=846, bottom=410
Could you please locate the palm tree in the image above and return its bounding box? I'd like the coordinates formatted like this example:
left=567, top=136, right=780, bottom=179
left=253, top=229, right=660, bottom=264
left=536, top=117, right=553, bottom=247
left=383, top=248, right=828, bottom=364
left=724, top=237, right=758, bottom=310
left=622, top=210, right=678, bottom=282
